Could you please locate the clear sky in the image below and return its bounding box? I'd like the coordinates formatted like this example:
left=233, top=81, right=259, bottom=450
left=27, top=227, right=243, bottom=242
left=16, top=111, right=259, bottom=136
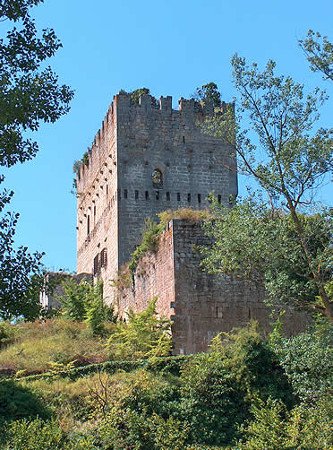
left=2, top=0, right=333, bottom=272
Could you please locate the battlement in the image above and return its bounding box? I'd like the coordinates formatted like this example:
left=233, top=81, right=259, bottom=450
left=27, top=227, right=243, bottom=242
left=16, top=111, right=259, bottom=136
left=75, top=91, right=233, bottom=194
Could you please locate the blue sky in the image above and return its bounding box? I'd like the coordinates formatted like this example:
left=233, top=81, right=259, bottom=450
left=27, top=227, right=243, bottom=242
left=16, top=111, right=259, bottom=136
left=2, top=0, right=333, bottom=272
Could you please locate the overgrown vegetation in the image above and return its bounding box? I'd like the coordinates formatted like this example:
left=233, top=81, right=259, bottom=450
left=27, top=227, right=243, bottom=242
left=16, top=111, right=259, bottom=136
left=128, top=208, right=211, bottom=275
left=0, top=318, right=331, bottom=449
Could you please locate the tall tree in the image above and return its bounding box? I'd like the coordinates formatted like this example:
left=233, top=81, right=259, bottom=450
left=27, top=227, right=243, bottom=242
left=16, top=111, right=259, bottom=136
left=203, top=56, right=333, bottom=318
left=0, top=0, right=73, bottom=320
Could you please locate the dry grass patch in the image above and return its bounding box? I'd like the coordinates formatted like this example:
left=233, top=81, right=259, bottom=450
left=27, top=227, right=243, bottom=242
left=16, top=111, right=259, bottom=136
left=0, top=319, right=111, bottom=375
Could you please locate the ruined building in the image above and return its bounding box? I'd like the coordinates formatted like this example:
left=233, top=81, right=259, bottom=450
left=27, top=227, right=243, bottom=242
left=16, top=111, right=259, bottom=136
left=76, top=92, right=308, bottom=354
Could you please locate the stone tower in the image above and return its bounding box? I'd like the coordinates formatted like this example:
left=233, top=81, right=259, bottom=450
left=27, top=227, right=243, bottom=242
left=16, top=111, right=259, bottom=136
left=76, top=92, right=237, bottom=304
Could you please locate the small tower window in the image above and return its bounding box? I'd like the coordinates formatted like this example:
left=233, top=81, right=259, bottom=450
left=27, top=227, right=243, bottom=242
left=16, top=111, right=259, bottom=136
left=198, top=194, right=201, bottom=204
left=177, top=193, right=181, bottom=202
left=87, top=215, right=90, bottom=235
left=166, top=192, right=170, bottom=201
left=152, top=169, right=163, bottom=189
left=135, top=190, right=139, bottom=200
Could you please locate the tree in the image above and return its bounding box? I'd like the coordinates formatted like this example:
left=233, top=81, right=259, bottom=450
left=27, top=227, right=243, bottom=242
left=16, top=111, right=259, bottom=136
left=0, top=0, right=73, bottom=319
left=203, top=56, right=333, bottom=318
left=193, top=81, right=221, bottom=108
left=202, top=201, right=332, bottom=317
left=300, top=30, right=333, bottom=82
left=0, top=0, right=73, bottom=167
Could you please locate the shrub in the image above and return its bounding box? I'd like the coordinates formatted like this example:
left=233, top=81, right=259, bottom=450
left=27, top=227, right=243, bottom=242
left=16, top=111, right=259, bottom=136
left=178, top=323, right=293, bottom=447
left=0, top=321, right=18, bottom=349
left=239, top=397, right=333, bottom=449
left=275, top=320, right=333, bottom=402
left=58, top=279, right=90, bottom=321
left=0, top=380, right=50, bottom=425
left=3, top=418, right=64, bottom=449
left=107, top=298, right=172, bottom=360
left=129, top=219, right=164, bottom=273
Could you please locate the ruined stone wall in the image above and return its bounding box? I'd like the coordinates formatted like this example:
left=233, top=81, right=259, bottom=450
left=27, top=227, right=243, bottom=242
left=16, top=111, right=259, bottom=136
left=117, top=220, right=311, bottom=355
left=116, top=221, right=175, bottom=319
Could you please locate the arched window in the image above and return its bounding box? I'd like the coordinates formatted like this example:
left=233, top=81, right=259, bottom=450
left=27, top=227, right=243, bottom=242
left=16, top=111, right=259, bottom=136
left=152, top=169, right=163, bottom=189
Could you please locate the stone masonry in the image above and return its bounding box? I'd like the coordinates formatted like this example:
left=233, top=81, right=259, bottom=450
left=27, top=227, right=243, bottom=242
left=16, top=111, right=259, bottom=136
left=116, top=219, right=310, bottom=354
left=76, top=92, right=237, bottom=304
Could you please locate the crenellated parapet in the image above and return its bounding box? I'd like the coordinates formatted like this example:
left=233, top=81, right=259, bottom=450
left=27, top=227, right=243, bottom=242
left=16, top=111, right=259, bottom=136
left=76, top=91, right=233, bottom=194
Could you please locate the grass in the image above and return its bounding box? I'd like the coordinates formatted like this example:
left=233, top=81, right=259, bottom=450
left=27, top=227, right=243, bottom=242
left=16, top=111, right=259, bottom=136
left=158, top=208, right=212, bottom=224
left=0, top=319, right=112, bottom=376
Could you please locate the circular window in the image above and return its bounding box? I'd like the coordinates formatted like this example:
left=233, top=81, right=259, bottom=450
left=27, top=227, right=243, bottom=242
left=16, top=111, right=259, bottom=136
left=152, top=169, right=163, bottom=189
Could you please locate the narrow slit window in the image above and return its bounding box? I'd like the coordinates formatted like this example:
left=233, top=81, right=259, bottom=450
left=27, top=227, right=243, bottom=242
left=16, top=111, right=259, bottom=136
left=187, top=193, right=191, bottom=203
left=135, top=190, right=139, bottom=200
left=87, top=215, right=90, bottom=235
left=177, top=193, right=181, bottom=202
left=124, top=189, right=128, bottom=199
left=145, top=191, right=149, bottom=200
left=198, top=194, right=201, bottom=204
left=166, top=192, right=170, bottom=201
left=156, top=191, right=160, bottom=200
left=218, top=195, right=222, bottom=204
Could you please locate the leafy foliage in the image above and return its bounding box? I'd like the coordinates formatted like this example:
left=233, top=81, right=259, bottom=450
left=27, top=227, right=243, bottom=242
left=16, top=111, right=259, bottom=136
left=0, top=0, right=73, bottom=320
left=107, top=298, right=172, bottom=360
left=300, top=30, right=333, bottom=82
left=59, top=279, right=115, bottom=335
left=275, top=320, right=333, bottom=402
left=202, top=200, right=332, bottom=314
left=0, top=202, right=44, bottom=320
left=193, top=82, right=222, bottom=108
left=129, top=219, right=164, bottom=273
left=0, top=380, right=50, bottom=425
left=202, top=54, right=333, bottom=318
left=239, top=397, right=333, bottom=449
left=178, top=323, right=293, bottom=447
left=0, top=0, right=73, bottom=167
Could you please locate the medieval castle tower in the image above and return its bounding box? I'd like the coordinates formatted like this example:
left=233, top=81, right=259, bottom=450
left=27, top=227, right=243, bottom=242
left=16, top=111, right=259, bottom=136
left=76, top=91, right=308, bottom=353
left=76, top=92, right=237, bottom=304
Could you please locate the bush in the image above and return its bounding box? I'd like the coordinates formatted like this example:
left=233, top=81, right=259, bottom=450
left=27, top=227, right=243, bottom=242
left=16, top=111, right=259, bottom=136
left=98, top=407, right=189, bottom=450
left=3, top=419, right=64, bottom=449
left=0, top=321, right=18, bottom=349
left=129, top=219, right=164, bottom=273
left=177, top=323, right=293, bottom=447
left=239, top=397, right=333, bottom=449
left=58, top=279, right=90, bottom=321
left=0, top=380, right=50, bottom=425
left=107, top=298, right=172, bottom=360
left=275, top=320, right=333, bottom=402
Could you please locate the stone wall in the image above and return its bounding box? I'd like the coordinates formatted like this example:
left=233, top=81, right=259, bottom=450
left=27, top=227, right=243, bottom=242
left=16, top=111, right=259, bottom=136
left=117, top=219, right=311, bottom=354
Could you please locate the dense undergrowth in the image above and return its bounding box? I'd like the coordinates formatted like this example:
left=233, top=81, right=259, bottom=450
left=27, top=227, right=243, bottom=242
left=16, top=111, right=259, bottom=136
left=0, top=312, right=332, bottom=449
